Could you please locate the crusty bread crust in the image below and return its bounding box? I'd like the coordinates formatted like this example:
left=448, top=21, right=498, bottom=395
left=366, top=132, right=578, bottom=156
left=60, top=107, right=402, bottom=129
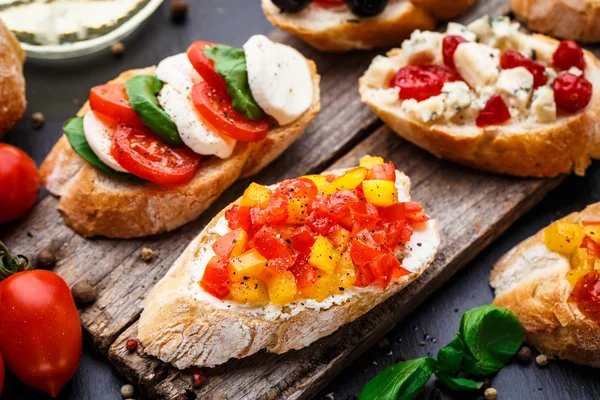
left=411, top=0, right=476, bottom=20
left=262, top=0, right=436, bottom=52
left=39, top=61, right=320, bottom=238
left=359, top=34, right=600, bottom=178
left=0, top=17, right=26, bottom=138
left=512, top=0, right=600, bottom=43
left=490, top=203, right=600, bottom=367
left=138, top=171, right=439, bottom=369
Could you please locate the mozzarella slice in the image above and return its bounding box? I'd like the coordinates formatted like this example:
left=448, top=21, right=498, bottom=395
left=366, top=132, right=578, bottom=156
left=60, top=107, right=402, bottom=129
left=83, top=110, right=129, bottom=173
left=158, top=84, right=236, bottom=159
left=155, top=53, right=201, bottom=95
left=243, top=34, right=313, bottom=126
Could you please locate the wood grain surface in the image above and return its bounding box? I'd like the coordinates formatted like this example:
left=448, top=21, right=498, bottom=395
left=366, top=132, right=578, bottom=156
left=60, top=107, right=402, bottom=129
left=1, top=0, right=596, bottom=399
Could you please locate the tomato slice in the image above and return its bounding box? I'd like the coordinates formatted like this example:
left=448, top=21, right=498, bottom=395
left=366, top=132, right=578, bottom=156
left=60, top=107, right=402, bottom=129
left=191, top=82, right=269, bottom=142
left=111, top=124, right=201, bottom=186
left=89, top=84, right=144, bottom=127
left=187, top=41, right=229, bottom=93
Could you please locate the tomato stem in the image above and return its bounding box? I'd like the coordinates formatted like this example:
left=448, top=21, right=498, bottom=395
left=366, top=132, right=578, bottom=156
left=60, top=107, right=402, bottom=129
left=0, top=241, right=30, bottom=280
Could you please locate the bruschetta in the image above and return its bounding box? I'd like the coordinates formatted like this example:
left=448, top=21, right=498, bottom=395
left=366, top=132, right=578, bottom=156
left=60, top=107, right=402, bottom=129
left=0, top=17, right=26, bottom=138
left=40, top=35, right=320, bottom=238
left=262, top=0, right=476, bottom=53
left=512, top=0, right=600, bottom=43
left=138, top=156, right=440, bottom=369
left=491, top=203, right=600, bottom=367
left=359, top=15, right=600, bottom=177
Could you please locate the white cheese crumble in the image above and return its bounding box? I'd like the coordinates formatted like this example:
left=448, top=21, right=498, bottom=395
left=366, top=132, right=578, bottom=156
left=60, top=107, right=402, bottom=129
left=532, top=86, right=557, bottom=123
left=454, top=42, right=500, bottom=89
left=496, top=67, right=534, bottom=109
left=401, top=30, right=443, bottom=65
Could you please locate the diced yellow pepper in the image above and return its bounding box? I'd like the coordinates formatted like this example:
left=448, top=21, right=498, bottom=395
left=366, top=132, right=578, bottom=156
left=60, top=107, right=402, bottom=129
left=583, top=225, right=600, bottom=244
left=229, top=277, right=270, bottom=304
left=328, top=225, right=351, bottom=252
left=359, top=155, right=385, bottom=169
left=543, top=222, right=584, bottom=255
left=300, top=273, right=337, bottom=301
left=287, top=197, right=310, bottom=224
left=332, top=167, right=368, bottom=190
left=308, top=236, right=340, bottom=273
left=268, top=271, right=298, bottom=305
left=228, top=248, right=267, bottom=282
left=570, top=246, right=594, bottom=271
left=240, top=183, right=271, bottom=209
left=362, top=180, right=398, bottom=207
left=566, top=269, right=590, bottom=287
left=331, top=252, right=357, bottom=294
left=302, top=174, right=337, bottom=195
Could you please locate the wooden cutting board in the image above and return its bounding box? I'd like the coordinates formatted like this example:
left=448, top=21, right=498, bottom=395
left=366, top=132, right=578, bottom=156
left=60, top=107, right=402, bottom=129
left=0, top=0, right=579, bottom=399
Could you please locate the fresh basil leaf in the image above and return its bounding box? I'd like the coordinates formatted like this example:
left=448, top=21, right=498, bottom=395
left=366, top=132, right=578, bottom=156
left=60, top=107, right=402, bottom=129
left=204, top=45, right=265, bottom=121
left=125, top=75, right=183, bottom=147
left=63, top=117, right=129, bottom=179
left=359, top=357, right=436, bottom=400
left=437, top=374, right=483, bottom=391
left=458, top=305, right=523, bottom=375
left=437, top=337, right=464, bottom=374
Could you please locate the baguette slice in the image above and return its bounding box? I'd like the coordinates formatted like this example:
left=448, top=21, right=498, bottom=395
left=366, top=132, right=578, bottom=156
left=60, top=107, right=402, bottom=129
left=490, top=203, right=600, bottom=367
left=0, top=17, right=26, bottom=138
left=262, top=0, right=437, bottom=52
left=359, top=32, right=600, bottom=177
left=138, top=168, right=440, bottom=369
left=512, top=0, right=600, bottom=43
left=39, top=59, right=320, bottom=239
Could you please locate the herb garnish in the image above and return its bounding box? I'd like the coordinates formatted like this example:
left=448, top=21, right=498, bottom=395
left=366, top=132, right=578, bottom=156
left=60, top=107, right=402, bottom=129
left=359, top=305, right=523, bottom=400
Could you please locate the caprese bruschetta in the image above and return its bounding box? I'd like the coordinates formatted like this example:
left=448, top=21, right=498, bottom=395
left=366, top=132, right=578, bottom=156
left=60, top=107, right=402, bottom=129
left=138, top=156, right=439, bottom=368
left=491, top=203, right=600, bottom=367
left=359, top=15, right=600, bottom=177
left=262, top=0, right=476, bottom=53
left=40, top=35, right=321, bottom=238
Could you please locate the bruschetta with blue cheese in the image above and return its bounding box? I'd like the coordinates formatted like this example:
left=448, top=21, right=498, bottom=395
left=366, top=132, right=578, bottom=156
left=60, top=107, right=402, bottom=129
left=39, top=35, right=320, bottom=238
left=359, top=15, right=600, bottom=177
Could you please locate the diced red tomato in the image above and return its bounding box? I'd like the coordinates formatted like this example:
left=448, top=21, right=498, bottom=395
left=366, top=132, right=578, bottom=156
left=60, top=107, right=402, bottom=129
left=290, top=226, right=317, bottom=255
left=289, top=258, right=317, bottom=289
left=200, top=256, right=230, bottom=299
left=349, top=237, right=385, bottom=266
left=354, top=263, right=376, bottom=287
left=500, top=50, right=548, bottom=88
left=553, top=73, right=593, bottom=112
left=277, top=178, right=318, bottom=200
left=326, top=174, right=337, bottom=183
left=442, top=35, right=468, bottom=70
left=187, top=41, right=228, bottom=93
left=89, top=84, right=144, bottom=127
left=476, top=95, right=511, bottom=127
left=191, top=82, right=269, bottom=142
left=405, top=201, right=430, bottom=224
left=306, top=210, right=335, bottom=236
left=581, top=235, right=600, bottom=259
left=569, top=270, right=600, bottom=324
left=369, top=252, right=400, bottom=289
left=250, top=206, right=267, bottom=227
left=111, top=125, right=201, bottom=186
left=265, top=193, right=289, bottom=225
left=225, top=205, right=252, bottom=231
left=366, top=162, right=396, bottom=182
left=385, top=221, right=414, bottom=248
left=252, top=225, right=298, bottom=272
left=212, top=228, right=246, bottom=259
left=381, top=203, right=406, bottom=223
left=392, top=262, right=411, bottom=279
left=553, top=40, right=585, bottom=71
left=390, top=65, right=460, bottom=102
left=582, top=221, right=600, bottom=226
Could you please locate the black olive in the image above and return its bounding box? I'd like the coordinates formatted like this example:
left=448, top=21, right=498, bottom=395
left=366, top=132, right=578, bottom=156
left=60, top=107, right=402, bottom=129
left=345, top=0, right=387, bottom=17
left=272, top=0, right=313, bottom=13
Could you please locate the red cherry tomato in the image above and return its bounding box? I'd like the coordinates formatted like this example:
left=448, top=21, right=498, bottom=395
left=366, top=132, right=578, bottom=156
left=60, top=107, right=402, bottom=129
left=0, top=270, right=82, bottom=397
left=191, top=82, right=269, bottom=142
left=200, top=256, right=230, bottom=299
left=0, top=144, right=40, bottom=225
left=89, top=84, right=144, bottom=127
left=553, top=73, right=593, bottom=112
left=391, top=65, right=460, bottom=101
left=225, top=205, right=252, bottom=231
left=251, top=225, right=298, bottom=273
left=442, top=35, right=468, bottom=70
left=476, top=95, right=511, bottom=127
left=186, top=41, right=229, bottom=94
left=553, top=40, right=585, bottom=71
left=570, top=270, right=600, bottom=324
left=500, top=50, right=548, bottom=88
left=111, top=124, right=201, bottom=186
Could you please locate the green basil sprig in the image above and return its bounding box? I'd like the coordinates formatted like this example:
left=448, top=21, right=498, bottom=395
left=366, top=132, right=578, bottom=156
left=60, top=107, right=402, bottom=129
left=125, top=75, right=183, bottom=147
left=63, top=117, right=129, bottom=179
left=359, top=305, right=523, bottom=400
left=204, top=45, right=265, bottom=121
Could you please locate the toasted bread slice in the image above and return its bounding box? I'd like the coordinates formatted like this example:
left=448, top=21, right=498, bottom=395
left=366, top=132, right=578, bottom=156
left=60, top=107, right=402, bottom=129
left=138, top=169, right=440, bottom=369
left=262, top=0, right=437, bottom=52
left=490, top=203, right=600, bottom=367
left=40, top=61, right=320, bottom=239
left=359, top=32, right=600, bottom=177
left=512, top=0, right=600, bottom=43
left=0, top=17, right=26, bottom=138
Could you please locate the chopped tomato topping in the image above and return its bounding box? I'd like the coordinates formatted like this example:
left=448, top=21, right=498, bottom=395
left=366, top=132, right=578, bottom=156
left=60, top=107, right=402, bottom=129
left=290, top=226, right=317, bottom=255
left=199, top=256, right=230, bottom=299
left=289, top=258, right=317, bottom=289
left=405, top=201, right=430, bottom=224
left=390, top=65, right=460, bottom=102
left=369, top=252, right=401, bottom=289
left=442, top=35, right=468, bottom=70
left=212, top=228, right=247, bottom=259
left=354, top=263, right=376, bottom=287
left=277, top=178, right=318, bottom=200
left=500, top=50, right=547, bottom=88
left=475, top=95, right=511, bottom=127
left=226, top=205, right=252, bottom=231
left=349, top=236, right=385, bottom=267
left=366, top=162, right=396, bottom=182
left=581, top=236, right=600, bottom=259
left=553, top=73, right=592, bottom=112
left=570, top=270, right=600, bottom=323
left=553, top=40, right=585, bottom=71
left=252, top=225, right=298, bottom=273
